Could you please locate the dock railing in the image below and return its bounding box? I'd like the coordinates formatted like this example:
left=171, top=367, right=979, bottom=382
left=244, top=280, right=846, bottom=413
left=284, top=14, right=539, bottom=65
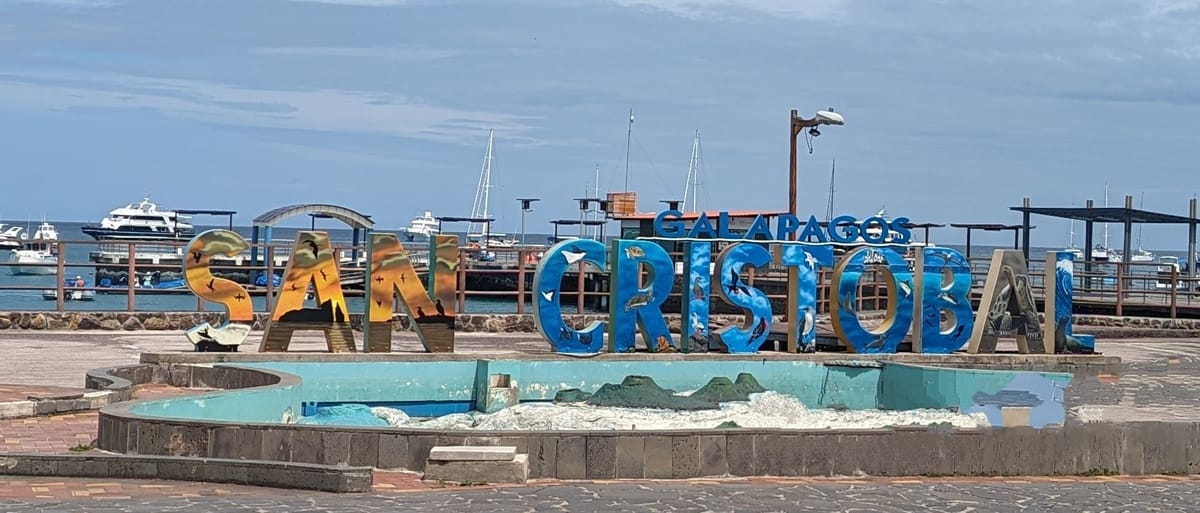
left=2, top=240, right=1193, bottom=319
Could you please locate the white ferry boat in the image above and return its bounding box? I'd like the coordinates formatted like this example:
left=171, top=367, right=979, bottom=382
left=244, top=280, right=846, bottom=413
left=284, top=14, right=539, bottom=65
left=81, top=197, right=194, bottom=241
left=398, top=210, right=440, bottom=241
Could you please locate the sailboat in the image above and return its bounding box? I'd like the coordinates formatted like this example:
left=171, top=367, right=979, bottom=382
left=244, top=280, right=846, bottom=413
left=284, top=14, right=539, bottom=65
left=1091, top=184, right=1122, bottom=263
left=1063, top=204, right=1084, bottom=259
left=1129, top=192, right=1154, bottom=263
left=467, top=130, right=516, bottom=249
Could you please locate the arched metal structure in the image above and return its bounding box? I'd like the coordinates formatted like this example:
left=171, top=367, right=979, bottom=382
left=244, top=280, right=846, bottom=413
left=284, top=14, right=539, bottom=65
left=252, top=204, right=374, bottom=230
left=249, top=204, right=375, bottom=276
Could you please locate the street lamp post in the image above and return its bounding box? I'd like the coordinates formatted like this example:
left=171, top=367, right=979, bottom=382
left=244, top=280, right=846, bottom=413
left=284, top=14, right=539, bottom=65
left=785, top=108, right=843, bottom=353
left=517, top=198, right=540, bottom=246
left=788, top=108, right=845, bottom=239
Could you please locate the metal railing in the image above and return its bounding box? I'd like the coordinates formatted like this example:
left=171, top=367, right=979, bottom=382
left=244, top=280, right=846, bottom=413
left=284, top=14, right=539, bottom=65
left=7, top=240, right=1187, bottom=317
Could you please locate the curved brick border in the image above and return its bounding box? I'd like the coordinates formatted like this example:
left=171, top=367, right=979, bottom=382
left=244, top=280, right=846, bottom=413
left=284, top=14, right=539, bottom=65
left=3, top=311, right=1199, bottom=338
left=0, top=453, right=371, bottom=493
left=92, top=355, right=1200, bottom=480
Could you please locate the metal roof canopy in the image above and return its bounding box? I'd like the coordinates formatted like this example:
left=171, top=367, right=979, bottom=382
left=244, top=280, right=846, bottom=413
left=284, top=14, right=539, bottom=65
left=1010, top=206, right=1200, bottom=225
left=252, top=204, right=374, bottom=229
left=948, top=223, right=1033, bottom=259
left=550, top=219, right=608, bottom=226
left=551, top=218, right=608, bottom=241
left=949, top=223, right=1028, bottom=230
left=436, top=216, right=494, bottom=223
left=175, top=209, right=237, bottom=230
left=176, top=209, right=238, bottom=216
left=1011, top=198, right=1200, bottom=283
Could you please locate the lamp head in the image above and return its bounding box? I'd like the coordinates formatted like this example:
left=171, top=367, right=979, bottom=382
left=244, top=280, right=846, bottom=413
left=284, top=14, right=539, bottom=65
left=518, top=198, right=540, bottom=211
left=815, top=108, right=844, bottom=126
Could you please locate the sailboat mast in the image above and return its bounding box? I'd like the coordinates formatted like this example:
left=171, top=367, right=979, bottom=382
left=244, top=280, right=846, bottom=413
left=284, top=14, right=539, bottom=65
left=1137, top=192, right=1145, bottom=249
left=682, top=130, right=702, bottom=212
left=1103, top=183, right=1110, bottom=249
left=483, top=130, right=493, bottom=223
left=468, top=129, right=495, bottom=237
left=1068, top=202, right=1076, bottom=247
left=825, top=159, right=836, bottom=223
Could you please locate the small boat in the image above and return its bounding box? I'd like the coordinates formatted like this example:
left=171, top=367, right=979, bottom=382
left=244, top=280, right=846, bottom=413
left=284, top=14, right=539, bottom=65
left=476, top=234, right=518, bottom=248
left=8, top=221, right=58, bottom=276
left=0, top=224, right=22, bottom=251
left=1155, top=256, right=1184, bottom=289
left=1063, top=214, right=1084, bottom=259
left=1090, top=244, right=1122, bottom=263
left=42, top=278, right=96, bottom=301
left=1129, top=247, right=1155, bottom=263
left=1130, top=193, right=1154, bottom=263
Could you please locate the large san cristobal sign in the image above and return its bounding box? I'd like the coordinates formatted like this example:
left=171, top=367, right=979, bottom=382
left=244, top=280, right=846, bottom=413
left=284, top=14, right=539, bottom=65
left=531, top=209, right=975, bottom=355
left=180, top=209, right=1017, bottom=355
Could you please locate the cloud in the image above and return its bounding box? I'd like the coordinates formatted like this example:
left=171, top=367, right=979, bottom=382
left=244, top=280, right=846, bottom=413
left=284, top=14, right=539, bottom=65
left=1118, top=0, right=1200, bottom=59
left=250, top=45, right=459, bottom=61
left=605, top=0, right=849, bottom=20
left=0, top=71, right=537, bottom=145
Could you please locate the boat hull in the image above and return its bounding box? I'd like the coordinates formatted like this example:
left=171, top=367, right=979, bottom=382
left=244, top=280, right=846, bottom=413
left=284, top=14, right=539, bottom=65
left=80, top=226, right=193, bottom=241
left=9, top=265, right=56, bottom=276
left=42, top=289, right=96, bottom=301
left=7, top=252, right=57, bottom=276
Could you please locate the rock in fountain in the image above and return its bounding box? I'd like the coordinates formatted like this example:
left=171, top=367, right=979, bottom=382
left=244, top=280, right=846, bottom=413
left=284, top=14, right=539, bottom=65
left=553, top=373, right=767, bottom=411
left=690, top=373, right=766, bottom=403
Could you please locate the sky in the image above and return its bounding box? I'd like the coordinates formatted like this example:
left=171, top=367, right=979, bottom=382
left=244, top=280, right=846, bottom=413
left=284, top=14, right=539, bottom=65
left=1, top=0, right=1199, bottom=249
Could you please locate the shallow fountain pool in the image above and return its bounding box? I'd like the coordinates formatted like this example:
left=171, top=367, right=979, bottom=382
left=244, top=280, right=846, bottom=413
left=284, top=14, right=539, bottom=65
left=126, top=358, right=1072, bottom=430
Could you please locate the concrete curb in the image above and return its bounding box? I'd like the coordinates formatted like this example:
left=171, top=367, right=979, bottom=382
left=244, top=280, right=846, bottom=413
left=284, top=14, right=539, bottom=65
left=0, top=453, right=373, bottom=493
left=0, top=389, right=119, bottom=420
left=0, top=363, right=157, bottom=420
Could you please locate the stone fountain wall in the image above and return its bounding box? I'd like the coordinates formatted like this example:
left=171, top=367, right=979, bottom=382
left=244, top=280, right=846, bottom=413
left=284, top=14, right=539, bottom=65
left=0, top=311, right=1197, bottom=338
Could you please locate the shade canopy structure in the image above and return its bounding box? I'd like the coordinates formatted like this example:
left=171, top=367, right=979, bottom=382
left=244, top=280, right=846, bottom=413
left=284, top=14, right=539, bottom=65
left=551, top=219, right=608, bottom=241
left=1011, top=196, right=1200, bottom=281
left=175, top=209, right=238, bottom=230
left=1010, top=206, right=1198, bottom=225
left=948, top=223, right=1032, bottom=260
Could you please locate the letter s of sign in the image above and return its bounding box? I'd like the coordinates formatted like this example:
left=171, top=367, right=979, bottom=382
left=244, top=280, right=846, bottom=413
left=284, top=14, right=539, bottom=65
left=182, top=229, right=254, bottom=348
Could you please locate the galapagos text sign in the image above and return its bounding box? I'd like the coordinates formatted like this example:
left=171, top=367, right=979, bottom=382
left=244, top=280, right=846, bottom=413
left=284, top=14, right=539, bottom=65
left=532, top=210, right=973, bottom=354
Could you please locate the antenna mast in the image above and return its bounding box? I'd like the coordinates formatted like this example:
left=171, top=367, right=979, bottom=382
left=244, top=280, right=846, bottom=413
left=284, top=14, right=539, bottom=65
left=623, top=109, right=634, bottom=192
left=591, top=164, right=601, bottom=238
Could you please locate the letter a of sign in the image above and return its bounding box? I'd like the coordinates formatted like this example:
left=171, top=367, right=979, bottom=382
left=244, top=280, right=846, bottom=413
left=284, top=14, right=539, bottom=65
left=364, top=233, right=456, bottom=353
left=260, top=231, right=356, bottom=353
left=967, top=249, right=1046, bottom=354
